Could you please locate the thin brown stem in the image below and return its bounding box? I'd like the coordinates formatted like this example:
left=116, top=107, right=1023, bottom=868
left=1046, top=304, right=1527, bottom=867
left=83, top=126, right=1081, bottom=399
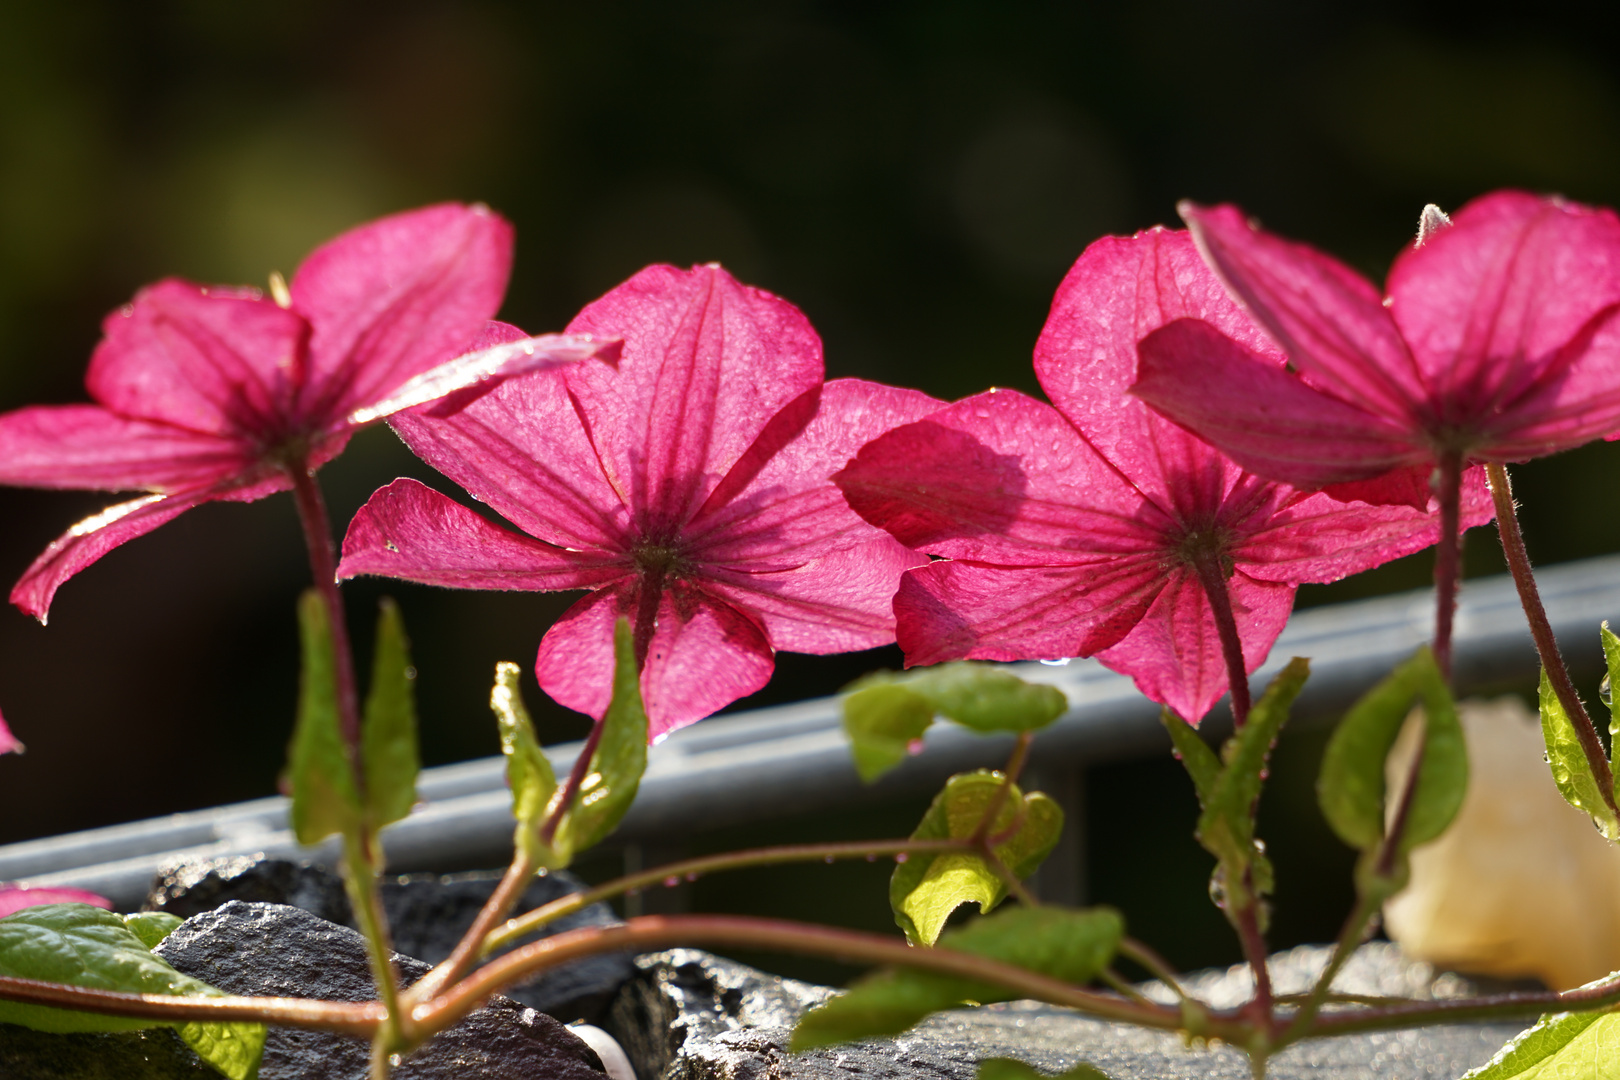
left=1192, top=548, right=1250, bottom=726
left=406, top=853, right=538, bottom=1009
left=0, top=976, right=383, bottom=1035
left=1487, top=462, right=1617, bottom=814
left=288, top=459, right=362, bottom=753
left=538, top=720, right=606, bottom=847
left=970, top=731, right=1035, bottom=844
left=1431, top=451, right=1464, bottom=682
left=1231, top=885, right=1274, bottom=1018
left=1117, top=938, right=1190, bottom=1004
left=1283, top=893, right=1377, bottom=1040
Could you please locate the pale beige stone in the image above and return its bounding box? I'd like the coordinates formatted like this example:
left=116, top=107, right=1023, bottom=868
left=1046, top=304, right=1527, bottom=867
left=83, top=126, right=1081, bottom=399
left=1383, top=695, right=1620, bottom=990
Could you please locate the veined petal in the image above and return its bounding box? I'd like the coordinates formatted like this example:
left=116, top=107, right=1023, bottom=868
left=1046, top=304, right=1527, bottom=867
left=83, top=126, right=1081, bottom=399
left=1388, top=191, right=1620, bottom=420
left=0, top=404, right=249, bottom=491
left=1182, top=202, right=1424, bottom=420
left=1484, top=309, right=1620, bottom=457
left=536, top=580, right=775, bottom=741
left=701, top=536, right=925, bottom=654
left=0, top=709, right=21, bottom=755
left=835, top=389, right=1166, bottom=564
left=891, top=557, right=1166, bottom=669
left=1133, top=318, right=1425, bottom=487
left=292, top=203, right=514, bottom=421
left=86, top=280, right=309, bottom=441
left=1036, top=227, right=1280, bottom=521
left=688, top=379, right=945, bottom=567
left=338, top=478, right=627, bottom=592
left=563, top=264, right=824, bottom=534
left=1234, top=489, right=1454, bottom=583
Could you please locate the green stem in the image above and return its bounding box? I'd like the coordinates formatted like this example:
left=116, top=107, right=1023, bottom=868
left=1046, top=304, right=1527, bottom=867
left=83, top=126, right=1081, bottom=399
left=404, top=852, right=538, bottom=1010
left=1282, top=893, right=1377, bottom=1040
left=1487, top=462, right=1617, bottom=815
left=1117, top=937, right=1191, bottom=1005
left=287, top=459, right=362, bottom=753
left=343, top=831, right=402, bottom=1050
left=0, top=976, right=383, bottom=1033
left=970, top=731, right=1034, bottom=844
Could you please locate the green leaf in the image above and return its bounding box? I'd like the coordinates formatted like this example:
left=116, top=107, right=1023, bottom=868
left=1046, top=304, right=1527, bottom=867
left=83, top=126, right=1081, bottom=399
left=490, top=660, right=558, bottom=864
left=1540, top=667, right=1620, bottom=841
left=1602, top=622, right=1620, bottom=745
left=286, top=589, right=360, bottom=847
left=360, top=598, right=419, bottom=830
left=553, top=617, right=648, bottom=862
left=122, top=911, right=182, bottom=950
left=890, top=771, right=1063, bottom=945
left=1160, top=709, right=1221, bottom=808
left=1462, top=1008, right=1620, bottom=1080
left=843, top=683, right=935, bottom=782
left=977, top=1059, right=1113, bottom=1080
left=792, top=905, right=1122, bottom=1051
left=0, top=904, right=264, bottom=1079
left=1317, top=647, right=1467, bottom=854
left=1195, top=658, right=1310, bottom=912
left=851, top=662, right=1068, bottom=735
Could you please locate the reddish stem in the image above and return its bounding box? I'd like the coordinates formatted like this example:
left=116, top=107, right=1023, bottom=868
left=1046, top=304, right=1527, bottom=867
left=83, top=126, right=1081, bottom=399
left=288, top=459, right=363, bottom=754
left=1430, top=451, right=1463, bottom=683
left=1192, top=548, right=1250, bottom=726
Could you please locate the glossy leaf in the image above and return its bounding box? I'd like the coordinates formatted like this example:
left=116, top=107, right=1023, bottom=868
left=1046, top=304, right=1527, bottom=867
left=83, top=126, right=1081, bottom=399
left=1603, top=622, right=1620, bottom=743
left=0, top=904, right=264, bottom=1079
left=792, top=906, right=1122, bottom=1050
left=287, top=589, right=360, bottom=846
left=1161, top=709, right=1221, bottom=807
left=853, top=662, right=1068, bottom=735
left=553, top=617, right=648, bottom=861
left=1317, top=647, right=1467, bottom=853
left=1462, top=1008, right=1620, bottom=1080
left=123, top=911, right=182, bottom=950
left=490, top=661, right=558, bottom=864
left=891, top=770, right=1063, bottom=945
left=1540, top=668, right=1620, bottom=842
left=844, top=682, right=935, bottom=782
left=360, top=598, right=419, bottom=829
left=978, top=1059, right=1113, bottom=1080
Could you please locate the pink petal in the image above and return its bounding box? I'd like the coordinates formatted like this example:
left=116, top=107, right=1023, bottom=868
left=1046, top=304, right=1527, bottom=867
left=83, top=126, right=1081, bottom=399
left=1133, top=318, right=1425, bottom=487
left=388, top=363, right=632, bottom=553
left=1035, top=227, right=1281, bottom=520
left=536, top=580, right=775, bottom=741
left=891, top=557, right=1166, bottom=668
left=86, top=280, right=309, bottom=442
left=0, top=886, right=113, bottom=919
left=1388, top=191, right=1620, bottom=421
left=291, top=203, right=514, bottom=421
left=0, top=404, right=249, bottom=491
left=1234, top=489, right=1456, bottom=583
left=563, top=264, right=824, bottom=535
left=1096, top=567, right=1294, bottom=723
left=835, top=389, right=1166, bottom=564
left=11, top=474, right=287, bottom=623
left=1481, top=309, right=1620, bottom=457
left=701, top=536, right=926, bottom=654
left=338, top=478, right=628, bottom=591
left=1181, top=202, right=1424, bottom=421
left=688, top=379, right=945, bottom=567
left=0, top=710, right=22, bottom=755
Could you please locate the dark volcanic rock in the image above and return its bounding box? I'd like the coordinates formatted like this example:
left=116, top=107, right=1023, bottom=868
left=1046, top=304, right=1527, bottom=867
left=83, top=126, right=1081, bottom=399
left=145, top=856, right=634, bottom=1022
left=154, top=901, right=607, bottom=1080
left=0, top=1024, right=214, bottom=1079
left=606, top=946, right=1530, bottom=1080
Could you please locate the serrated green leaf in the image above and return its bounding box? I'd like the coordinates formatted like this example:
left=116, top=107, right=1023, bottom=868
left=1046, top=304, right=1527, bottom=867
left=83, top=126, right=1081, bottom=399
left=977, top=1058, right=1113, bottom=1080
left=1462, top=1008, right=1620, bottom=1080
left=0, top=904, right=264, bottom=1079
left=891, top=771, right=1063, bottom=944
left=490, top=661, right=558, bottom=864
left=1161, top=709, right=1221, bottom=808
left=122, top=911, right=182, bottom=950
left=287, top=589, right=360, bottom=847
left=844, top=683, right=935, bottom=782
left=360, top=598, right=419, bottom=830
left=554, top=618, right=648, bottom=861
left=1317, top=647, right=1467, bottom=854
left=852, top=662, right=1068, bottom=735
left=792, top=906, right=1122, bottom=1051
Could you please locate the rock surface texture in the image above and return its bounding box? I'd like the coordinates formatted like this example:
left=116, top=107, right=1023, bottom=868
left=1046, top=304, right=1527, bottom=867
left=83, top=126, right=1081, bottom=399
left=145, top=855, right=634, bottom=1022
left=605, top=945, right=1530, bottom=1080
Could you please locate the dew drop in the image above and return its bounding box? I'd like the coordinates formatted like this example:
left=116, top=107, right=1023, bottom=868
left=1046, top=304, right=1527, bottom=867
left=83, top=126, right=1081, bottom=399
left=894, top=853, right=909, bottom=864
left=389, top=1055, right=403, bottom=1067
left=685, top=872, right=700, bottom=882
left=824, top=856, right=836, bottom=864
left=662, top=876, right=681, bottom=888
left=1602, top=675, right=1613, bottom=709
left=1039, top=657, right=1073, bottom=667
left=865, top=854, right=878, bottom=862
left=906, top=738, right=926, bottom=755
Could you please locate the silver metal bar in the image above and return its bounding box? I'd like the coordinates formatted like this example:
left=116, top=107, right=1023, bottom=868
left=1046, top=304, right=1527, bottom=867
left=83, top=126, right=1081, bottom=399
left=9, top=554, right=1620, bottom=909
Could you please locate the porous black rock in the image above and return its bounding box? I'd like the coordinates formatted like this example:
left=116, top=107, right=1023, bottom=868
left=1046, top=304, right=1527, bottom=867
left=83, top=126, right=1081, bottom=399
left=605, top=945, right=1532, bottom=1080
left=153, top=901, right=607, bottom=1079
left=0, top=1024, right=214, bottom=1079
left=145, top=856, right=634, bottom=1022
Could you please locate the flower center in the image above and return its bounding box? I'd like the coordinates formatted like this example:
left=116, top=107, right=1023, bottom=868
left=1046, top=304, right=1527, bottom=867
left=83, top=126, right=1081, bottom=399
left=1174, top=527, right=1235, bottom=577
left=632, top=540, right=690, bottom=578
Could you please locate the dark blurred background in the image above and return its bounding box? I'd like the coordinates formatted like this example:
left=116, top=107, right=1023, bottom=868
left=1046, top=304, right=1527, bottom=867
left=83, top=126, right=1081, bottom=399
left=3, top=0, right=1620, bottom=977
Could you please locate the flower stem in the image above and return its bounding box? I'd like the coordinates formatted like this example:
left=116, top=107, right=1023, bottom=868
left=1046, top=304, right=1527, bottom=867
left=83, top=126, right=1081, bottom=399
left=1192, top=549, right=1250, bottom=726
left=1231, top=883, right=1274, bottom=1018
left=342, top=831, right=403, bottom=1047
left=1430, top=451, right=1464, bottom=682
left=288, top=460, right=363, bottom=754
left=970, top=731, right=1034, bottom=845
left=403, top=851, right=537, bottom=1009
left=538, top=718, right=606, bottom=848
left=1486, top=462, right=1617, bottom=814
left=1117, top=937, right=1191, bottom=1004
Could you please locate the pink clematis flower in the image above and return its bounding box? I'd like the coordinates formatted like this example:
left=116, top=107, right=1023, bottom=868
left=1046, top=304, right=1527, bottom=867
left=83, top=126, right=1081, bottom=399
left=0, top=203, right=618, bottom=621
left=836, top=229, right=1485, bottom=722
left=0, top=886, right=112, bottom=919
left=1131, top=192, right=1620, bottom=501
left=338, top=264, right=940, bottom=740
left=0, top=709, right=20, bottom=755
